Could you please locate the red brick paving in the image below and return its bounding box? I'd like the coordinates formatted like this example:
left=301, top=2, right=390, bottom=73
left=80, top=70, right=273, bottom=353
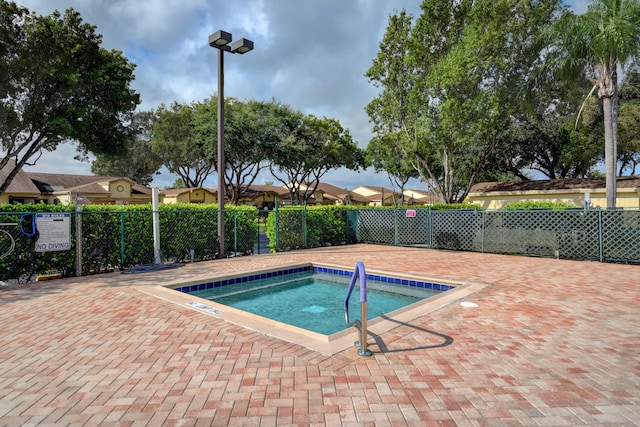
left=1, top=244, right=639, bottom=426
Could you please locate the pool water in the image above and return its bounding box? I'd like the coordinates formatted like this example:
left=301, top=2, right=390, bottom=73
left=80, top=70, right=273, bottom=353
left=189, top=271, right=443, bottom=335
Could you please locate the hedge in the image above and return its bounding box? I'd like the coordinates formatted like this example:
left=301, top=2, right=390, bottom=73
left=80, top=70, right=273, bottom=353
left=265, top=205, right=357, bottom=252
left=0, top=203, right=258, bottom=282
left=503, top=201, right=577, bottom=210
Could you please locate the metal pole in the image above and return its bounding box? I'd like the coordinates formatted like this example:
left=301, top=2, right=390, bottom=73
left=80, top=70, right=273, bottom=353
left=152, top=188, right=161, bottom=264
left=233, top=211, right=237, bottom=255
left=359, top=301, right=371, bottom=356
left=120, top=211, right=125, bottom=267
left=217, top=48, right=225, bottom=258
left=75, top=205, right=83, bottom=277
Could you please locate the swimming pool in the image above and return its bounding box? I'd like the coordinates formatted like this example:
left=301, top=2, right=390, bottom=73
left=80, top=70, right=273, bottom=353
left=140, top=262, right=483, bottom=354
left=173, top=265, right=453, bottom=335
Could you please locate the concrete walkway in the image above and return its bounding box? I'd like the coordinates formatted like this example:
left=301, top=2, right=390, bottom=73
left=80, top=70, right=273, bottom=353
left=1, top=244, right=638, bottom=426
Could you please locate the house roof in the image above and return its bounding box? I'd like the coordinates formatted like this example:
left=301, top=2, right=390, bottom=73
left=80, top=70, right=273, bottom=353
left=352, top=185, right=399, bottom=194
left=351, top=185, right=404, bottom=202
left=240, top=185, right=291, bottom=199
left=470, top=176, right=640, bottom=194
left=0, top=160, right=41, bottom=194
left=26, top=172, right=152, bottom=195
left=160, top=187, right=216, bottom=197
left=404, top=189, right=440, bottom=204
left=308, top=182, right=349, bottom=200
left=26, top=172, right=119, bottom=189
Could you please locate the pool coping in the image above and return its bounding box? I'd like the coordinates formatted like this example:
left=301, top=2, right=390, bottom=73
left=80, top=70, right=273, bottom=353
left=137, top=262, right=488, bottom=355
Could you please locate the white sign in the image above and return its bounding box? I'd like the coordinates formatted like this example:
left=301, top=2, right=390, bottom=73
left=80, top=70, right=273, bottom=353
left=35, top=213, right=71, bottom=252
left=406, top=209, right=417, bottom=218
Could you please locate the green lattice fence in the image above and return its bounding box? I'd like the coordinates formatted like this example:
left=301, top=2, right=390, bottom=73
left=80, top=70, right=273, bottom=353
left=431, top=210, right=482, bottom=251
left=357, top=209, right=396, bottom=245
left=354, top=207, right=640, bottom=263
left=601, top=210, right=640, bottom=263
left=396, top=208, right=431, bottom=246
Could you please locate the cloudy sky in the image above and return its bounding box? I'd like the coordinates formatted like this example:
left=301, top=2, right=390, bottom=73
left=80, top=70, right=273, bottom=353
left=16, top=0, right=589, bottom=191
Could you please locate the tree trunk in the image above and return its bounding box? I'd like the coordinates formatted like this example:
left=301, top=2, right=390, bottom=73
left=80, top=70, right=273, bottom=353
left=603, top=95, right=616, bottom=209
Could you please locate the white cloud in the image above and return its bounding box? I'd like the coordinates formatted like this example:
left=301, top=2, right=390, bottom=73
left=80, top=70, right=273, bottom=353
left=13, top=0, right=586, bottom=191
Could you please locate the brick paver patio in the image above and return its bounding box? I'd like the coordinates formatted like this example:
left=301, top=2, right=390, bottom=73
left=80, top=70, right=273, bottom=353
left=0, top=244, right=638, bottom=426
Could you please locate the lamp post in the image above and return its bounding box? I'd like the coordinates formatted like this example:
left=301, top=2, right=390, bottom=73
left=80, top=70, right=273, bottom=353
left=208, top=30, right=254, bottom=258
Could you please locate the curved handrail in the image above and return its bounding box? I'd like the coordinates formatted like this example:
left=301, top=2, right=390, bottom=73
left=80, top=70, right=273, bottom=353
left=344, top=261, right=367, bottom=325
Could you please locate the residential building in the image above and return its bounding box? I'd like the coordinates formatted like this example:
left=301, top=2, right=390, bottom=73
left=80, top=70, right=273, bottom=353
left=402, top=188, right=440, bottom=205
left=466, top=176, right=640, bottom=210
left=350, top=186, right=406, bottom=206
left=237, top=185, right=291, bottom=209
left=298, top=182, right=369, bottom=206
left=0, top=160, right=152, bottom=205
left=159, top=187, right=217, bottom=204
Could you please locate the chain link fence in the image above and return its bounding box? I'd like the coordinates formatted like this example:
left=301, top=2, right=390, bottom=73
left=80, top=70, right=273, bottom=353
left=0, top=209, right=259, bottom=283
left=354, top=208, right=640, bottom=263
left=2, top=205, right=638, bottom=283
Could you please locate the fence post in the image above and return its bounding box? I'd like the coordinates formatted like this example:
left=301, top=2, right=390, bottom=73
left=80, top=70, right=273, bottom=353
left=428, top=207, right=433, bottom=248
left=120, top=211, right=125, bottom=268
left=233, top=211, right=238, bottom=255
left=274, top=201, right=279, bottom=252
left=344, top=209, right=348, bottom=244
left=303, top=203, right=308, bottom=249
left=598, top=209, right=603, bottom=262
left=75, top=205, right=83, bottom=277
left=355, top=208, right=360, bottom=243
left=152, top=188, right=161, bottom=264
left=393, top=206, right=398, bottom=246
left=481, top=210, right=485, bottom=253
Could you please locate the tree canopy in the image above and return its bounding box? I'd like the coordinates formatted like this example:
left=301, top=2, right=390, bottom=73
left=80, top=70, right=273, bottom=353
left=0, top=2, right=139, bottom=194
left=91, top=111, right=162, bottom=185
left=151, top=102, right=213, bottom=188
left=365, top=133, right=418, bottom=198
left=555, top=0, right=640, bottom=207
left=618, top=64, right=640, bottom=174
left=268, top=108, right=365, bottom=201
left=193, top=98, right=282, bottom=204
left=366, top=0, right=565, bottom=203
left=144, top=97, right=362, bottom=203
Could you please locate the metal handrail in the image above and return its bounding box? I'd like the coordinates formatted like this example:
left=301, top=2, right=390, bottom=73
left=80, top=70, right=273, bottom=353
left=343, top=261, right=372, bottom=356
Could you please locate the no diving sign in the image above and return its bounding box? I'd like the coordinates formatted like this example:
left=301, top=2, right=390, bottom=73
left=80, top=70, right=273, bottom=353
left=35, top=213, right=71, bottom=252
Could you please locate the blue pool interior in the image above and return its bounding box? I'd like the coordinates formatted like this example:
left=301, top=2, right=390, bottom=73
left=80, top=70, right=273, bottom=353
left=174, top=265, right=455, bottom=335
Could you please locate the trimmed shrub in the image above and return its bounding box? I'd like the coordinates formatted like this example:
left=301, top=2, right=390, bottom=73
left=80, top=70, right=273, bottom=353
left=266, top=205, right=357, bottom=252
left=0, top=204, right=258, bottom=281
left=504, top=201, right=577, bottom=210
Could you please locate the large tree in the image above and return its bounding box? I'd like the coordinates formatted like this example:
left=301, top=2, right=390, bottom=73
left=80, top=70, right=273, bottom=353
left=91, top=111, right=162, bottom=185
left=151, top=102, right=214, bottom=188
left=617, top=63, right=640, bottom=174
left=269, top=109, right=364, bottom=202
left=195, top=98, right=281, bottom=204
left=557, top=0, right=640, bottom=207
left=0, top=3, right=139, bottom=194
left=488, top=56, right=603, bottom=180
left=365, top=133, right=418, bottom=199
left=366, top=0, right=562, bottom=203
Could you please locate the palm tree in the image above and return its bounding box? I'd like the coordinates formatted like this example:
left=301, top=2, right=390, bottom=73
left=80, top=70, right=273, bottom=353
left=559, top=0, right=640, bottom=208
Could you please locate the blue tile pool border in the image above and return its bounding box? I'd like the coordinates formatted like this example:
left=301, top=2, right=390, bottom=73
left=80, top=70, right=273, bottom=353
left=173, top=265, right=455, bottom=294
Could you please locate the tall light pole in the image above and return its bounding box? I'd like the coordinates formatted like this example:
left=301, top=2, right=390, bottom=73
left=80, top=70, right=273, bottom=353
left=208, top=30, right=254, bottom=258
